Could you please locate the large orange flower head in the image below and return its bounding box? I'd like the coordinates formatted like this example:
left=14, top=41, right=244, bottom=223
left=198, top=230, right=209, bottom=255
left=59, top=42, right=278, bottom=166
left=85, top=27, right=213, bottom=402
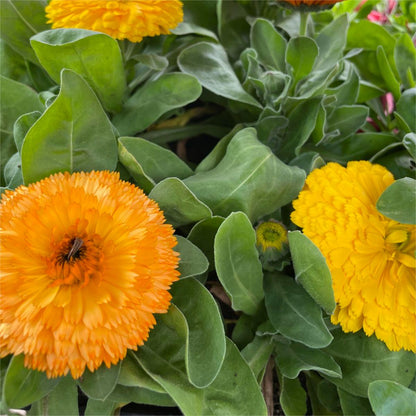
left=45, top=0, right=184, bottom=43
left=0, top=171, right=179, bottom=378
left=291, top=161, right=415, bottom=352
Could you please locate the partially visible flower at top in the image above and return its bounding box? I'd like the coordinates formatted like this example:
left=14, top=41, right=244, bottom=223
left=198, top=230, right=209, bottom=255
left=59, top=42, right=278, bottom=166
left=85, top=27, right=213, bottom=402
left=0, top=171, right=179, bottom=378
left=45, top=0, right=183, bottom=43
left=291, top=161, right=415, bottom=352
left=277, top=0, right=344, bottom=10
left=256, top=220, right=288, bottom=253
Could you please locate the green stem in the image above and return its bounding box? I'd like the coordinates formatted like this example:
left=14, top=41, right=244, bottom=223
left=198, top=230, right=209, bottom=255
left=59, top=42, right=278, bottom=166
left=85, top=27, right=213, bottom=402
left=299, top=11, right=308, bottom=36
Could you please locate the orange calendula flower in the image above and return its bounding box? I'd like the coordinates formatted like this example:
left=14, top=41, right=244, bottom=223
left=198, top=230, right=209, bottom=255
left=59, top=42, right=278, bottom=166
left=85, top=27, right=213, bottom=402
left=0, top=171, right=179, bottom=378
left=291, top=161, right=415, bottom=352
left=45, top=0, right=183, bottom=43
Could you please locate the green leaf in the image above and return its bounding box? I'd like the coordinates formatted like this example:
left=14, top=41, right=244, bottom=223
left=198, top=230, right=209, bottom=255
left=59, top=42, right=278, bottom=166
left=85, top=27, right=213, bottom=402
left=286, top=36, right=318, bottom=86
left=3, top=152, right=22, bottom=189
left=376, top=177, right=416, bottom=224
left=21, top=69, right=117, bottom=184
left=396, top=88, right=416, bottom=133
left=325, top=105, right=369, bottom=140
left=338, top=388, right=374, bottom=416
left=0, top=75, right=43, bottom=139
left=106, top=384, right=175, bottom=407
left=394, top=33, right=416, bottom=89
left=149, top=178, right=212, bottom=228
left=323, top=328, right=416, bottom=397
left=241, top=336, right=274, bottom=382
left=403, top=133, right=416, bottom=159
left=376, top=45, right=400, bottom=100
left=117, top=353, right=164, bottom=393
left=187, top=216, right=225, bottom=271
left=325, top=65, right=360, bottom=106
left=135, top=307, right=267, bottom=416
left=274, top=341, right=341, bottom=379
left=368, top=380, right=416, bottom=416
left=175, top=236, right=209, bottom=279
left=2, top=355, right=60, bottom=408
left=118, top=137, right=192, bottom=182
left=280, top=97, right=322, bottom=161
left=288, top=231, right=335, bottom=315
left=31, top=29, right=126, bottom=113
left=84, top=399, right=118, bottom=416
left=13, top=111, right=42, bottom=154
left=184, top=127, right=305, bottom=222
left=178, top=42, right=261, bottom=108
left=250, top=18, right=286, bottom=72
left=171, top=278, right=226, bottom=388
left=264, top=273, right=333, bottom=348
left=0, top=0, right=50, bottom=64
left=347, top=20, right=396, bottom=89
left=112, top=73, right=202, bottom=135
left=78, top=362, right=121, bottom=400
left=279, top=374, right=307, bottom=416
left=317, top=379, right=342, bottom=413
left=314, top=14, right=349, bottom=72
left=48, top=376, right=79, bottom=416
left=214, top=212, right=264, bottom=316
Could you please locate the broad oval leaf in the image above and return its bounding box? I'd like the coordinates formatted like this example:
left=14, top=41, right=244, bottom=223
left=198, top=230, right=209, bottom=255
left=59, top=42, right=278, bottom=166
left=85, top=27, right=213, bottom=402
left=3, top=354, right=60, bottom=408
left=214, top=212, right=264, bottom=316
left=149, top=178, right=212, bottom=228
left=274, top=341, right=341, bottom=380
left=376, top=177, right=416, bottom=224
left=188, top=216, right=225, bottom=271
left=77, top=362, right=121, bottom=400
left=264, top=272, right=333, bottom=348
left=368, top=380, right=416, bottom=416
left=394, top=33, right=416, bottom=89
left=250, top=18, right=286, bottom=72
left=396, top=88, right=416, bottom=133
left=288, top=231, right=336, bottom=314
left=21, top=69, right=117, bottom=184
left=112, top=73, right=202, bottom=135
left=31, top=29, right=126, bottom=112
left=178, top=42, right=261, bottom=108
left=175, top=235, right=209, bottom=279
left=135, top=306, right=267, bottom=416
left=118, top=137, right=193, bottom=182
left=171, top=278, right=226, bottom=388
left=48, top=376, right=79, bottom=416
left=184, top=127, right=305, bottom=222
left=323, top=328, right=416, bottom=397
left=286, top=37, right=318, bottom=85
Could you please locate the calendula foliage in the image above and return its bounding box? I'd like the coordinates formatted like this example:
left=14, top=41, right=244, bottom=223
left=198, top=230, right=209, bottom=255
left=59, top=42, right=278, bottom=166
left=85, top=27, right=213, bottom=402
left=0, top=0, right=415, bottom=415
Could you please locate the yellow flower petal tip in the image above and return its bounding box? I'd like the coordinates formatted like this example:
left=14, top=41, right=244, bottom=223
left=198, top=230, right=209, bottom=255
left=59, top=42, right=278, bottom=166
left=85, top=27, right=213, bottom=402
left=291, top=161, right=416, bottom=353
left=45, top=0, right=184, bottom=43
left=0, top=171, right=179, bottom=378
left=256, top=220, right=288, bottom=252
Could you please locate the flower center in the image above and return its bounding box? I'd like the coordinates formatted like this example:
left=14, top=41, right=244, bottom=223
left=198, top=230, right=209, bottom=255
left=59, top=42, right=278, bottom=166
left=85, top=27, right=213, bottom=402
left=47, top=233, right=104, bottom=287
left=256, top=221, right=288, bottom=251
left=385, top=223, right=416, bottom=268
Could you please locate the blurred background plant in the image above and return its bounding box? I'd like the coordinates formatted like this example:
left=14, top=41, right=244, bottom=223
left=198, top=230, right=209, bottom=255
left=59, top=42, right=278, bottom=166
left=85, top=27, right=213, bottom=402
left=0, top=0, right=415, bottom=415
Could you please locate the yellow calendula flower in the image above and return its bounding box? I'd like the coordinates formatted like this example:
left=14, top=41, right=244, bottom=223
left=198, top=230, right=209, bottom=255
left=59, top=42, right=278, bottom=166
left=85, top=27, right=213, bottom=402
left=0, top=171, right=179, bottom=378
left=45, top=0, right=184, bottom=43
left=291, top=161, right=415, bottom=352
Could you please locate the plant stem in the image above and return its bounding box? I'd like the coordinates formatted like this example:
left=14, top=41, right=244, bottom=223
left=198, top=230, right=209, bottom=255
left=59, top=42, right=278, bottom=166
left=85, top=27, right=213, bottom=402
left=299, top=11, right=308, bottom=36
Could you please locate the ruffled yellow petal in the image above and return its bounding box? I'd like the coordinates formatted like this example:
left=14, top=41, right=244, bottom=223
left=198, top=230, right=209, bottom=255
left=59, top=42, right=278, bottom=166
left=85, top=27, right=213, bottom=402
left=291, top=161, right=416, bottom=352
left=45, top=0, right=183, bottom=43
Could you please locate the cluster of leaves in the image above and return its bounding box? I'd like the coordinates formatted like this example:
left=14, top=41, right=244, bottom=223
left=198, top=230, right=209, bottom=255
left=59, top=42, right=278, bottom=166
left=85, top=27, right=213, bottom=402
left=0, top=0, right=415, bottom=415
